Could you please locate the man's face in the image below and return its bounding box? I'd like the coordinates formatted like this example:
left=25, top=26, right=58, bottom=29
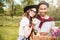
left=38, top=4, right=48, bottom=15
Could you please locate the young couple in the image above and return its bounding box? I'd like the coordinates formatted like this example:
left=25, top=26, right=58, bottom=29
left=18, top=1, right=55, bottom=40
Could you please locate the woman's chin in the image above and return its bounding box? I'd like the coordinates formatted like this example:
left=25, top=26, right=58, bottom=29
left=30, top=16, right=34, bottom=17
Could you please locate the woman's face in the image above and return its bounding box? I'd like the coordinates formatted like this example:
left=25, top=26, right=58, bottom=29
left=38, top=4, right=48, bottom=16
left=29, top=8, right=36, bottom=17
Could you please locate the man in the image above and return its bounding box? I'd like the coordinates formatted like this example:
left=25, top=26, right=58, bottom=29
left=34, top=1, right=56, bottom=40
left=36, top=1, right=55, bottom=35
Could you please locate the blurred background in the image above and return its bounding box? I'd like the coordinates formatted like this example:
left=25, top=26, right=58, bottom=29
left=0, top=0, right=60, bottom=40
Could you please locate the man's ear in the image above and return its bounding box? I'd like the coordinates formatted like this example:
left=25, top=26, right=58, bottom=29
left=47, top=8, right=49, bottom=14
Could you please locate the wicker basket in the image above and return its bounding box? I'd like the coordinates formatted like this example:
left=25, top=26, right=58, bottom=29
left=30, top=33, right=58, bottom=40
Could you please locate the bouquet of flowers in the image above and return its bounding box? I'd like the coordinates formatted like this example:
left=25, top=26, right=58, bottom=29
left=32, top=18, right=39, bottom=35
left=32, top=18, right=39, bottom=25
left=51, top=27, right=60, bottom=37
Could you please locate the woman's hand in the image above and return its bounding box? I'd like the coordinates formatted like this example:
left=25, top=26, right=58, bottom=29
left=36, top=32, right=40, bottom=36
left=31, top=25, right=34, bottom=29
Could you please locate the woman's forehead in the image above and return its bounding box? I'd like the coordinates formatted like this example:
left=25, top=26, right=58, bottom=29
left=31, top=8, right=36, bottom=11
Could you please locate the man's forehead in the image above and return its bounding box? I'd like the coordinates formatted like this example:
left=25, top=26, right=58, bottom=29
left=39, top=5, right=48, bottom=8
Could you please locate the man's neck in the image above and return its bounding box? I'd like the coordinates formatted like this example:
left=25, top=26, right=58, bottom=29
left=40, top=15, right=47, bottom=18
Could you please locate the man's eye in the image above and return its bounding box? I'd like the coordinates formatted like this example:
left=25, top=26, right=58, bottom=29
left=44, top=8, right=46, bottom=10
left=40, top=8, right=43, bottom=10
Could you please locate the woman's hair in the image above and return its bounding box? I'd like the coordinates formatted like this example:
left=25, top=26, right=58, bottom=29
left=24, top=9, right=37, bottom=27
left=23, top=5, right=38, bottom=27
left=38, top=1, right=49, bottom=9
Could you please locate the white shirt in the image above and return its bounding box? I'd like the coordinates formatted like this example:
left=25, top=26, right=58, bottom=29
left=19, top=16, right=29, bottom=35
left=18, top=16, right=32, bottom=38
left=34, top=17, right=55, bottom=34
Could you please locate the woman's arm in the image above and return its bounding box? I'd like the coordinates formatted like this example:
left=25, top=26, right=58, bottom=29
left=20, top=17, right=32, bottom=38
left=24, top=25, right=32, bottom=38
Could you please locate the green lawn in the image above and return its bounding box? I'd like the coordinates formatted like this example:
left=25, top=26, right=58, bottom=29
left=0, top=16, right=60, bottom=40
left=0, top=16, right=21, bottom=40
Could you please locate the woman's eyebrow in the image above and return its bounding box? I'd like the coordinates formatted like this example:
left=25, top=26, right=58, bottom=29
left=30, top=9, right=36, bottom=11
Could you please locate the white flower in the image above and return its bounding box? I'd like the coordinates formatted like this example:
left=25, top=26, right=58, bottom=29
left=32, top=18, right=39, bottom=24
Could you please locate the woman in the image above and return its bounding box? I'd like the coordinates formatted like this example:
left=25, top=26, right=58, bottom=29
left=17, top=5, right=37, bottom=40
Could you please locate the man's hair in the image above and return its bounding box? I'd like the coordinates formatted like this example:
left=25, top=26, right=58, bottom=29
left=38, top=1, right=49, bottom=8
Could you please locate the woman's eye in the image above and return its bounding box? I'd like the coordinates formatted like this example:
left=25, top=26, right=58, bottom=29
left=40, top=8, right=43, bottom=10
left=30, top=10, right=36, bottom=13
left=44, top=8, right=46, bottom=10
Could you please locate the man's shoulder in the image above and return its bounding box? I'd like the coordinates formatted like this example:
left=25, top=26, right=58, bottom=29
left=49, top=16, right=55, bottom=21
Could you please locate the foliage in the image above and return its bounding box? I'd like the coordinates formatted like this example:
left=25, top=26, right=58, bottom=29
left=0, top=0, right=4, bottom=14
left=48, top=6, right=60, bottom=21
left=13, top=4, right=24, bottom=16
left=21, top=0, right=34, bottom=6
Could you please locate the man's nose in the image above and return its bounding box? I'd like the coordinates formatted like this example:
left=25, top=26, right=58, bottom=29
left=42, top=10, right=45, bottom=12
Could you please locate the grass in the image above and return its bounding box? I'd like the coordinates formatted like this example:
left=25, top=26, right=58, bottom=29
left=0, top=16, right=60, bottom=40
left=0, top=16, right=21, bottom=40
left=0, top=27, right=18, bottom=40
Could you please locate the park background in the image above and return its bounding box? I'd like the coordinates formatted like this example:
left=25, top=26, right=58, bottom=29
left=0, top=0, right=60, bottom=40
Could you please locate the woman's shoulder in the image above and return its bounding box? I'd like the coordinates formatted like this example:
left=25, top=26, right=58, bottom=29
left=20, top=16, right=29, bottom=26
left=21, top=16, right=29, bottom=21
left=20, top=16, right=29, bottom=23
left=22, top=16, right=28, bottom=19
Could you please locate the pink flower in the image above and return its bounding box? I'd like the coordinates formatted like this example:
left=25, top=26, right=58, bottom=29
left=51, top=27, right=60, bottom=37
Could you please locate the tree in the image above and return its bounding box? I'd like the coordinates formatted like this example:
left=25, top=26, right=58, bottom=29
left=0, top=0, right=4, bottom=14
left=53, top=7, right=60, bottom=20
left=48, top=5, right=60, bottom=21
left=13, top=4, right=23, bottom=16
left=21, top=0, right=34, bottom=6
left=6, top=0, right=14, bottom=20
